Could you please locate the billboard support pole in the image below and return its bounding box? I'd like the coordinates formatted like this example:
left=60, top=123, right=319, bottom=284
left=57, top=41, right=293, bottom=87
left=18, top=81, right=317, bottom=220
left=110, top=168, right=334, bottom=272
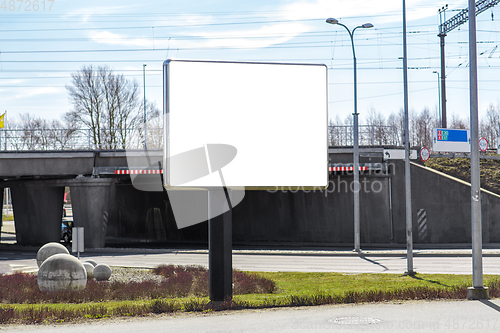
left=208, top=188, right=233, bottom=304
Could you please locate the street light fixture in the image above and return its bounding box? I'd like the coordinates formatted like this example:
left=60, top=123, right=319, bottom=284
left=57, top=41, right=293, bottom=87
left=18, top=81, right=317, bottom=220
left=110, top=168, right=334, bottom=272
left=326, top=18, right=373, bottom=252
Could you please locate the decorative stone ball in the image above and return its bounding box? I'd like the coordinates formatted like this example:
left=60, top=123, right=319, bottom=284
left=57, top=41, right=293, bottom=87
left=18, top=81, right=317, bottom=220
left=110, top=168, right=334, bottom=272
left=83, top=262, right=94, bottom=279
left=84, top=260, right=98, bottom=267
left=93, top=264, right=112, bottom=281
left=37, top=254, right=87, bottom=292
left=36, top=242, right=70, bottom=268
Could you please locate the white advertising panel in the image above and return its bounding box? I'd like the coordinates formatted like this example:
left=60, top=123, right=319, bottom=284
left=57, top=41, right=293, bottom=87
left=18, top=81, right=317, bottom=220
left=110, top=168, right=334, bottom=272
left=432, top=128, right=471, bottom=153
left=163, top=60, right=328, bottom=189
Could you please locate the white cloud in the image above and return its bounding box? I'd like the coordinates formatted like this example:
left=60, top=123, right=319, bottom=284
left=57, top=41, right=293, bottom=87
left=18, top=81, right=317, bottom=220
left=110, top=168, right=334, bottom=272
left=83, top=1, right=472, bottom=51
left=90, top=31, right=152, bottom=47
left=0, top=79, right=27, bottom=85
left=280, top=0, right=469, bottom=24
left=193, top=22, right=312, bottom=49
left=11, top=87, right=63, bottom=100
left=63, top=5, right=138, bottom=23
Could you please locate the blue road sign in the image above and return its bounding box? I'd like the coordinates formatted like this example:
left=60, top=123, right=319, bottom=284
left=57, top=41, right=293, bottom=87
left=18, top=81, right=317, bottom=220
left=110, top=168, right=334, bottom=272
left=433, top=128, right=471, bottom=152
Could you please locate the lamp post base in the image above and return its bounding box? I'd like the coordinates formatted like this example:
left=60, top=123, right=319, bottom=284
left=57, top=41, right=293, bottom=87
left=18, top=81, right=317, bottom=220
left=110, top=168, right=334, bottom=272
left=467, top=287, right=489, bottom=300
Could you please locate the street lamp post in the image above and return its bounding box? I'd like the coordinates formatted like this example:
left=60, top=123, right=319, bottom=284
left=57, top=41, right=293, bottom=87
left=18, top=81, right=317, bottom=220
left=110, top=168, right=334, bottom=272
left=326, top=18, right=373, bottom=252
left=143, top=64, right=147, bottom=149
left=433, top=71, right=442, bottom=127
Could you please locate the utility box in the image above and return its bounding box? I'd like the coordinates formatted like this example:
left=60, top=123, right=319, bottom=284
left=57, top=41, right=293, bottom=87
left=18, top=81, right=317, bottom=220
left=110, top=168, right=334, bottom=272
left=72, top=227, right=84, bottom=255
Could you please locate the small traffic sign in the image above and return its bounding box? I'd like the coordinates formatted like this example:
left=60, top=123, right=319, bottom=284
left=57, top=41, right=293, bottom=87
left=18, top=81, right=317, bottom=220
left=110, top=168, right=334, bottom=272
left=420, top=147, right=430, bottom=162
left=479, top=137, right=488, bottom=152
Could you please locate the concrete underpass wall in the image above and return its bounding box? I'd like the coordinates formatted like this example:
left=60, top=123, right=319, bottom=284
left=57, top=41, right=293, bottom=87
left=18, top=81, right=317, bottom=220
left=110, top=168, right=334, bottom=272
left=105, top=173, right=392, bottom=246
left=231, top=175, right=391, bottom=245
left=105, top=158, right=500, bottom=247
left=106, top=183, right=208, bottom=244
left=405, top=162, right=500, bottom=245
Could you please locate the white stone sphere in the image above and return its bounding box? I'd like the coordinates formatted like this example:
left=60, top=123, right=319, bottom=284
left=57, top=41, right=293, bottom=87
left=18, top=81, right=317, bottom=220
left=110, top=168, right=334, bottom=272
left=36, top=242, right=70, bottom=268
left=93, top=264, right=112, bottom=281
left=84, top=260, right=98, bottom=267
left=37, top=254, right=87, bottom=292
left=83, top=262, right=94, bottom=279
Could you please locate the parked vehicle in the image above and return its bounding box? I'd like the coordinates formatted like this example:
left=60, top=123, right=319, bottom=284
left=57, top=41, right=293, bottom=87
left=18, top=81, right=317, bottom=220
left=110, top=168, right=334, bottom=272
left=61, top=221, right=72, bottom=243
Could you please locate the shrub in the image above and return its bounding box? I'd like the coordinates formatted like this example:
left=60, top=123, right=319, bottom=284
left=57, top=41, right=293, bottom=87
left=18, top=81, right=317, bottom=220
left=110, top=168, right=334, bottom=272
left=0, top=266, right=276, bottom=304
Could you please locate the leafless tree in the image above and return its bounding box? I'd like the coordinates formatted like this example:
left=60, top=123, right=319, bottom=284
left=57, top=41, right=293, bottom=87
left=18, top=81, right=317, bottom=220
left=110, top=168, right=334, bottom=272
left=365, top=108, right=389, bottom=145
left=387, top=108, right=404, bottom=146
left=413, top=107, right=435, bottom=148
left=449, top=112, right=469, bottom=129
left=66, top=65, right=158, bottom=149
left=11, top=113, right=75, bottom=150
left=480, top=104, right=500, bottom=148
left=328, top=115, right=345, bottom=146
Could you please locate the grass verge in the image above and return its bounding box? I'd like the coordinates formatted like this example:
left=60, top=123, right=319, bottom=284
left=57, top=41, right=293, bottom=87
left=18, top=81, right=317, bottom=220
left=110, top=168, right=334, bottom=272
left=1, top=215, right=14, bottom=222
left=425, top=155, right=500, bottom=194
left=1, top=271, right=499, bottom=324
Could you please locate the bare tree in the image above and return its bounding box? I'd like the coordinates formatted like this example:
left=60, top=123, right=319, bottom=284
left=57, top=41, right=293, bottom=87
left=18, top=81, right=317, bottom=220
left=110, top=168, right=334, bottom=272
left=449, top=112, right=469, bottom=129
left=328, top=115, right=344, bottom=146
left=66, top=65, right=158, bottom=149
left=480, top=104, right=500, bottom=148
left=387, top=108, right=404, bottom=146
left=13, top=113, right=75, bottom=150
left=413, top=107, right=435, bottom=148
left=365, top=108, right=389, bottom=145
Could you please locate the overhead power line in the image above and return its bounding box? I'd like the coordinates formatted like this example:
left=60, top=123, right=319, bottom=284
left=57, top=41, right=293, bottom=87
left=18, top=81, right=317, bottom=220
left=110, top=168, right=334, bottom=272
left=437, top=0, right=500, bottom=128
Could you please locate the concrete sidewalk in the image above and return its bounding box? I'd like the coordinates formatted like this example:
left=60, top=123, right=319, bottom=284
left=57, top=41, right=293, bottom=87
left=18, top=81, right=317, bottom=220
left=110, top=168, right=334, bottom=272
left=2, top=299, right=500, bottom=333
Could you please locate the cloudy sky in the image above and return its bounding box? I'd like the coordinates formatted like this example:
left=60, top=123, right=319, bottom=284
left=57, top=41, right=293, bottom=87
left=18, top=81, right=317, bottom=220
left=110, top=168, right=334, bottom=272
left=0, top=0, right=498, bottom=126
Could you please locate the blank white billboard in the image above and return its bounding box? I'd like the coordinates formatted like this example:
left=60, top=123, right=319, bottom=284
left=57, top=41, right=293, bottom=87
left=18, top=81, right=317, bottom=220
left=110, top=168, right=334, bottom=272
left=163, top=59, right=328, bottom=189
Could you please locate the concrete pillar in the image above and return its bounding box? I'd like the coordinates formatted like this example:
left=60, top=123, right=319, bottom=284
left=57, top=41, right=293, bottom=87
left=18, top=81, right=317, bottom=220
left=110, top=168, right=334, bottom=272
left=69, top=178, right=114, bottom=249
left=10, top=184, right=64, bottom=246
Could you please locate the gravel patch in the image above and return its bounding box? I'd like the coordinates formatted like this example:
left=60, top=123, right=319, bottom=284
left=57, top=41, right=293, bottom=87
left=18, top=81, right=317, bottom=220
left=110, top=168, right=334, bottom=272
left=109, top=267, right=165, bottom=284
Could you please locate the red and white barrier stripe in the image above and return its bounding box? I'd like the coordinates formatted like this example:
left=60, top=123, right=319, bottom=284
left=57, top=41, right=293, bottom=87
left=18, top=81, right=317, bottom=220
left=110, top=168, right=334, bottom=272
left=115, top=169, right=163, bottom=175
left=328, top=166, right=368, bottom=172
left=116, top=167, right=367, bottom=174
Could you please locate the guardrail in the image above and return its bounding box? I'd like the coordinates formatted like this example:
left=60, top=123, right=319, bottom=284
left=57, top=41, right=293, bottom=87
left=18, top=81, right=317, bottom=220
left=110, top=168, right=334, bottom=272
left=0, top=126, right=399, bottom=150
left=0, top=128, right=163, bottom=151
left=329, top=125, right=401, bottom=146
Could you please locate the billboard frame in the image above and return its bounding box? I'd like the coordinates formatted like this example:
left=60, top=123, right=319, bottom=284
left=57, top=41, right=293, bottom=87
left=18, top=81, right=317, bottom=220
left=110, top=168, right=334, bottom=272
left=163, top=59, right=329, bottom=191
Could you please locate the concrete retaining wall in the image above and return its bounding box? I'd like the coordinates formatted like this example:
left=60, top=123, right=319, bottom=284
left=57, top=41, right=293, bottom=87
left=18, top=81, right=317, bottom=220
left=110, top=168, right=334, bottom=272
left=105, top=159, right=500, bottom=247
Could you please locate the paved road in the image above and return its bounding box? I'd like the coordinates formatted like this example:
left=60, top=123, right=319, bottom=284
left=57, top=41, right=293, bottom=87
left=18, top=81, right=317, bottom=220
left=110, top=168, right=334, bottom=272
left=2, top=247, right=500, bottom=332
left=2, top=247, right=500, bottom=275
left=3, top=299, right=500, bottom=333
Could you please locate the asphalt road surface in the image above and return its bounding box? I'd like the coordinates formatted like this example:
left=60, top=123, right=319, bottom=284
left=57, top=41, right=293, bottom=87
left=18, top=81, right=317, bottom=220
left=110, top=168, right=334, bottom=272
left=3, top=248, right=500, bottom=275
left=2, top=299, right=500, bottom=333
left=2, top=247, right=500, bottom=332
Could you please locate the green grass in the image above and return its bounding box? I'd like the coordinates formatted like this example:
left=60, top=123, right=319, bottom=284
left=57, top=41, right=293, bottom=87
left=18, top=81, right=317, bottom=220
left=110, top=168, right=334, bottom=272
left=425, top=155, right=500, bottom=194
left=257, top=272, right=480, bottom=294
left=233, top=272, right=499, bottom=304
left=2, top=271, right=499, bottom=324
left=2, top=215, right=14, bottom=222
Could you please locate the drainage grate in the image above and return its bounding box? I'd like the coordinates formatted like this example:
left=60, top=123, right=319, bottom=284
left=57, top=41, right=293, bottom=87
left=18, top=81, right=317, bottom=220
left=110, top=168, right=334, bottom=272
left=328, top=317, right=382, bottom=325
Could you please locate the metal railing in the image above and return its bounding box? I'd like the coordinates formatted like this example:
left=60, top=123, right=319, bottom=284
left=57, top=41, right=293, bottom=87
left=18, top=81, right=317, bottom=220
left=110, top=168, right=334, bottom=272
left=0, top=128, right=164, bottom=151
left=0, top=125, right=399, bottom=150
left=328, top=125, right=401, bottom=146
